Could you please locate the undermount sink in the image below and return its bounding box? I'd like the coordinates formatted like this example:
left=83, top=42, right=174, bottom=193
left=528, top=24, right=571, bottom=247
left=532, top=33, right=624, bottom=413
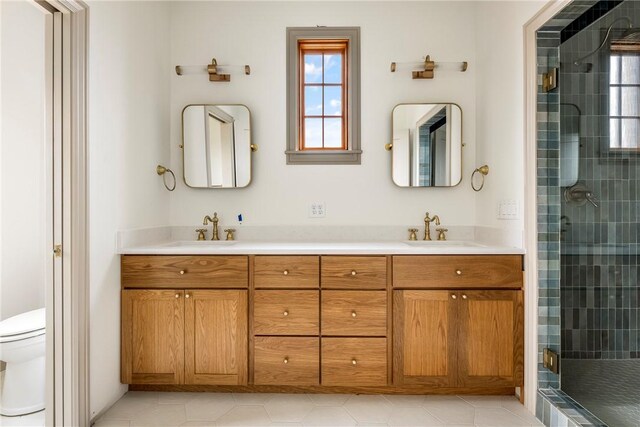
left=404, top=240, right=485, bottom=247
left=162, top=240, right=237, bottom=247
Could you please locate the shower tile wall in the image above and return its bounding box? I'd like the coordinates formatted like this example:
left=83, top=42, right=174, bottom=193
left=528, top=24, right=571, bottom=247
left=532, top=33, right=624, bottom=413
left=559, top=0, right=640, bottom=360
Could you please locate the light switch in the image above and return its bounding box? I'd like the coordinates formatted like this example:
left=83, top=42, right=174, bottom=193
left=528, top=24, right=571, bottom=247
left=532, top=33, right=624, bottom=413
left=498, top=200, right=519, bottom=220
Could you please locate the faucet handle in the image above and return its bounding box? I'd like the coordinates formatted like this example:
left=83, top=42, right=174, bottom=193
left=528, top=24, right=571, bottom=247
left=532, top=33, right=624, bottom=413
left=436, top=228, right=448, bottom=241
left=224, top=229, right=236, bottom=241
left=196, top=228, right=207, bottom=241
left=408, top=228, right=418, bottom=241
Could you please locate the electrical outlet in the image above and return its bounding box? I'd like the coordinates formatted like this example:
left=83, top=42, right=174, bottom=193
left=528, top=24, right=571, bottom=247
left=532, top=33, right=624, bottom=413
left=309, top=202, right=326, bottom=218
left=497, top=200, right=519, bottom=220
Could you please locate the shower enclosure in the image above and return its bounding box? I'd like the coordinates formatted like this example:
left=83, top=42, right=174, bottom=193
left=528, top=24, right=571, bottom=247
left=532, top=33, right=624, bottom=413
left=538, top=1, right=640, bottom=426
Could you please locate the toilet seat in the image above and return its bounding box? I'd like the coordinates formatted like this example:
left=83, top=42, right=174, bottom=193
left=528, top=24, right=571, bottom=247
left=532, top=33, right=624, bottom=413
left=0, top=308, right=45, bottom=344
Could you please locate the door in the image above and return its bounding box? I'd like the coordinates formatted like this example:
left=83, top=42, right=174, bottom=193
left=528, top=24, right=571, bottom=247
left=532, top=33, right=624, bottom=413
left=457, top=290, right=524, bottom=387
left=121, top=290, right=185, bottom=384
left=393, top=290, right=457, bottom=386
left=185, top=290, right=248, bottom=385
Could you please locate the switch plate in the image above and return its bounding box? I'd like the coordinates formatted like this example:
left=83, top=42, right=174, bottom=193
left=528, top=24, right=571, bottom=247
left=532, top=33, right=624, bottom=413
left=498, top=200, right=519, bottom=220
left=309, top=202, right=326, bottom=218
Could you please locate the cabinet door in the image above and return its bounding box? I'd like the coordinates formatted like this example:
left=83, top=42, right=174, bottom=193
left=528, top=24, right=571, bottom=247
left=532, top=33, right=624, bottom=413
left=457, top=290, right=524, bottom=387
left=121, top=290, right=185, bottom=384
left=185, top=290, right=248, bottom=385
left=393, top=290, right=457, bottom=386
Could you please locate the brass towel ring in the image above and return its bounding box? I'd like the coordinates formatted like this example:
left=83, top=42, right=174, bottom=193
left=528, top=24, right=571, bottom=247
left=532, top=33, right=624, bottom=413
left=157, top=165, right=176, bottom=191
left=471, top=165, right=489, bottom=192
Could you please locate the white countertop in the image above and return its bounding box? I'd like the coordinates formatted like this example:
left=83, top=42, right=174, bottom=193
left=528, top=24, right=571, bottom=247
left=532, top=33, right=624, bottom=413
left=118, top=240, right=525, bottom=255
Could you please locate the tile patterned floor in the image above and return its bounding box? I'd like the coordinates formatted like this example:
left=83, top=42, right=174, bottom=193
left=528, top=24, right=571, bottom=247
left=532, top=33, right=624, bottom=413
left=93, top=392, right=543, bottom=427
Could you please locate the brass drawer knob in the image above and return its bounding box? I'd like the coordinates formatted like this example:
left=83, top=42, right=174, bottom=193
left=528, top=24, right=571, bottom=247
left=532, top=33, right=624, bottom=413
left=462, top=294, right=468, bottom=299
left=351, top=270, right=357, bottom=276
left=351, top=359, right=357, bottom=365
left=455, top=269, right=462, bottom=276
left=451, top=294, right=457, bottom=300
left=175, top=293, right=180, bottom=299
left=283, top=310, right=289, bottom=317
left=283, top=357, right=289, bottom=364
left=185, top=294, right=190, bottom=299
left=180, top=270, right=186, bottom=275
left=283, top=270, right=289, bottom=276
left=351, top=311, right=357, bottom=318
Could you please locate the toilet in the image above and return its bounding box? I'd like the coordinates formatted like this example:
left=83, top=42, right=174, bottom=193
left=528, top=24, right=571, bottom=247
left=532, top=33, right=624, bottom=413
left=0, top=308, right=45, bottom=416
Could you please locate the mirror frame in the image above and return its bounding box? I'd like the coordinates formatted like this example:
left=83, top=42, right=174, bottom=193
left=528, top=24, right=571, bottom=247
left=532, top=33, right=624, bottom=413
left=181, top=103, right=254, bottom=189
left=390, top=102, right=464, bottom=188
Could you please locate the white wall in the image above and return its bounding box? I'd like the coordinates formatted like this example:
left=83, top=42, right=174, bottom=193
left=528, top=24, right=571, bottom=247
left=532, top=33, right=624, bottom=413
left=474, top=1, right=546, bottom=230
left=0, top=0, right=46, bottom=320
left=169, top=1, right=479, bottom=228
left=88, top=0, right=172, bottom=418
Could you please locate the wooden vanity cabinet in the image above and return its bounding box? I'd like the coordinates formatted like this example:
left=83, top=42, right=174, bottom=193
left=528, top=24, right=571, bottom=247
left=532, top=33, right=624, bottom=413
left=392, top=255, right=524, bottom=390
left=121, top=255, right=249, bottom=386
left=122, top=253, right=523, bottom=395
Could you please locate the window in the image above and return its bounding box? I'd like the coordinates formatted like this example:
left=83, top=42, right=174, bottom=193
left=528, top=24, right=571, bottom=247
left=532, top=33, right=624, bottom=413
left=609, top=43, right=640, bottom=151
left=287, top=27, right=361, bottom=164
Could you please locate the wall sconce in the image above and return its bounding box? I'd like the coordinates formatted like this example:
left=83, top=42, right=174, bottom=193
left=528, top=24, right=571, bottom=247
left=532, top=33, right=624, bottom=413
left=175, top=58, right=251, bottom=82
left=390, top=55, right=468, bottom=79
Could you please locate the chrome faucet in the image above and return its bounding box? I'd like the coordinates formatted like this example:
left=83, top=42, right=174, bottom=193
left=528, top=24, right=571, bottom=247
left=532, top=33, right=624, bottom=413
left=203, top=212, right=220, bottom=241
left=423, top=212, right=441, bottom=241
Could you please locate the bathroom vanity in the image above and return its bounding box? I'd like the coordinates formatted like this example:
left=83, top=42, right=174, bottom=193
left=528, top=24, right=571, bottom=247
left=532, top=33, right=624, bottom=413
left=119, top=243, right=524, bottom=399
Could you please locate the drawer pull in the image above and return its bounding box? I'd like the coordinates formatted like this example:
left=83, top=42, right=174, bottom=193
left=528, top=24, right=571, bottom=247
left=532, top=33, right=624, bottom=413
left=462, top=294, right=468, bottom=299
left=455, top=269, right=462, bottom=275
left=175, top=293, right=180, bottom=299
left=351, top=311, right=357, bottom=318
left=283, top=357, right=289, bottom=364
left=351, top=359, right=357, bottom=365
left=283, top=270, right=289, bottom=276
left=451, top=294, right=457, bottom=300
left=180, top=270, right=186, bottom=275
left=283, top=310, right=289, bottom=316
left=351, top=270, right=357, bottom=276
left=185, top=294, right=190, bottom=299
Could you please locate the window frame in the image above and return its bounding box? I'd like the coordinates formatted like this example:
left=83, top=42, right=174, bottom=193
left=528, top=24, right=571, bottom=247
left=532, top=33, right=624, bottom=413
left=608, top=42, right=640, bottom=154
left=286, top=27, right=361, bottom=165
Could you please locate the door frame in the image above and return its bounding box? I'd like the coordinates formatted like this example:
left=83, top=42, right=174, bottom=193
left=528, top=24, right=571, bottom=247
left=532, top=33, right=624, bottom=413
left=522, top=0, right=571, bottom=412
left=33, top=0, right=89, bottom=425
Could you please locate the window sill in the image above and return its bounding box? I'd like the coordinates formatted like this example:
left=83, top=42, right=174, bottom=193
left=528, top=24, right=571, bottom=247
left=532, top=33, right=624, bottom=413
left=285, top=150, right=362, bottom=165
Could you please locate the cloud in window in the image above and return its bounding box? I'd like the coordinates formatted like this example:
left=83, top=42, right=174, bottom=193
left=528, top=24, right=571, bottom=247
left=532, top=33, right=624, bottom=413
left=305, top=62, right=322, bottom=77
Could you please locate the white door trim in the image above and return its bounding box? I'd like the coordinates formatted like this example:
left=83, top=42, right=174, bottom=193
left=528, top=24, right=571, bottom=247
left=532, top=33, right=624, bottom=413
left=522, top=0, right=571, bottom=412
left=33, top=1, right=89, bottom=425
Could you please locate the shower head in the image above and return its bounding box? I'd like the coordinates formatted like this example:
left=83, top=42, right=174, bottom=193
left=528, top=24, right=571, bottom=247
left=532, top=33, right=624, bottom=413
left=573, top=16, right=634, bottom=72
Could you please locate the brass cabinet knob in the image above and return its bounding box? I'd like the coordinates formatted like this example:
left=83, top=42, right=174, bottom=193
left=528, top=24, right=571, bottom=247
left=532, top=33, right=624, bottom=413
left=462, top=294, right=468, bottom=299
left=451, top=294, right=457, bottom=300
left=185, top=294, right=191, bottom=299
left=175, top=293, right=180, bottom=299
left=283, top=270, right=289, bottom=276
left=351, top=359, right=357, bottom=365
left=351, top=270, right=357, bottom=276
left=283, top=357, right=289, bottom=364
left=351, top=311, right=357, bottom=318
left=180, top=270, right=186, bottom=275
left=283, top=310, right=289, bottom=317
left=455, top=269, right=462, bottom=276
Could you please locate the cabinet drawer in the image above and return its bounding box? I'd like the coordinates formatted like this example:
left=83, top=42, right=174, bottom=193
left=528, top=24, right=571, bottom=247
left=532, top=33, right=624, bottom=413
left=254, top=256, right=319, bottom=289
left=254, top=290, right=319, bottom=335
left=321, top=256, right=387, bottom=289
left=254, top=337, right=319, bottom=385
left=121, top=255, right=248, bottom=289
left=321, top=338, right=387, bottom=386
left=321, top=291, right=387, bottom=336
left=393, top=255, right=523, bottom=289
